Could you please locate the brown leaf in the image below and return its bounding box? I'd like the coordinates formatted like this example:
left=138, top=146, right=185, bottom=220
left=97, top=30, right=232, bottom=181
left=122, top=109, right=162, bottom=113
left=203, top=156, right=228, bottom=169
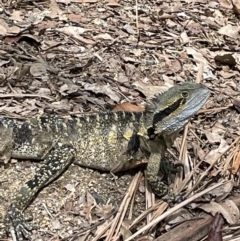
left=83, top=82, right=120, bottom=102
left=192, top=142, right=206, bottom=161
left=9, top=11, right=23, bottom=22
left=214, top=54, right=236, bottom=67
left=204, top=139, right=229, bottom=165
left=185, top=47, right=208, bottom=64
left=94, top=33, right=113, bottom=40
left=231, top=150, right=240, bottom=174
left=95, top=203, right=114, bottom=218
left=198, top=200, right=239, bottom=224
left=30, top=63, right=47, bottom=77
left=86, top=191, right=96, bottom=206
left=209, top=181, right=234, bottom=202
left=72, top=0, right=98, bottom=2
left=107, top=0, right=122, bottom=7
left=51, top=219, right=62, bottom=230
left=113, top=102, right=144, bottom=112
left=205, top=131, right=222, bottom=144
left=50, top=0, right=63, bottom=18
left=218, top=0, right=232, bottom=8
left=233, top=98, right=240, bottom=112
left=132, top=81, right=173, bottom=99
left=207, top=213, right=224, bottom=241
left=218, top=25, right=240, bottom=39
left=232, top=0, right=240, bottom=15
left=68, top=13, right=82, bottom=23
left=0, top=25, right=8, bottom=36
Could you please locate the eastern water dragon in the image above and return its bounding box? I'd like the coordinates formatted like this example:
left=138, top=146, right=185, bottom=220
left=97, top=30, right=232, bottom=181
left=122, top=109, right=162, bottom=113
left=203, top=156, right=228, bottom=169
left=1, top=82, right=209, bottom=240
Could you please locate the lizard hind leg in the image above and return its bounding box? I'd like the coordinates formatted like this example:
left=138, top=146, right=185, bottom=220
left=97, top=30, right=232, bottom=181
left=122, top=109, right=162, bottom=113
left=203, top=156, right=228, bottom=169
left=4, top=143, right=75, bottom=241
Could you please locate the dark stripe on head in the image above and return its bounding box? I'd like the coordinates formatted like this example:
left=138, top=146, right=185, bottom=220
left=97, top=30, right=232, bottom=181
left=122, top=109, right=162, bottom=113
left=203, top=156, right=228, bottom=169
left=147, top=127, right=155, bottom=139
left=153, top=98, right=185, bottom=127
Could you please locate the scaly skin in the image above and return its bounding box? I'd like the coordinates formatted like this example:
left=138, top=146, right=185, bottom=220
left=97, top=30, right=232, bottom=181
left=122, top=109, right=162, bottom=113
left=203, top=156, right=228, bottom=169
left=1, top=82, right=209, bottom=240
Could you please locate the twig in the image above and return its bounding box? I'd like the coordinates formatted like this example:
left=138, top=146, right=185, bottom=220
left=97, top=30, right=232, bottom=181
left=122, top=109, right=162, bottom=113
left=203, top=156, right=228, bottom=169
left=135, top=0, right=139, bottom=37
left=91, top=221, right=112, bottom=241
left=105, top=171, right=142, bottom=241
left=198, top=105, right=233, bottom=113
left=145, top=170, right=155, bottom=223
left=196, top=62, right=204, bottom=83
left=187, top=137, right=240, bottom=196
left=129, top=201, right=163, bottom=229
left=125, top=180, right=228, bottom=241
left=0, top=94, right=53, bottom=101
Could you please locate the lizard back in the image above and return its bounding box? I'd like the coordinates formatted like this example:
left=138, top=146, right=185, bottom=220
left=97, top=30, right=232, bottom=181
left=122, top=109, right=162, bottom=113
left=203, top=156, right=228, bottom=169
left=0, top=111, right=146, bottom=171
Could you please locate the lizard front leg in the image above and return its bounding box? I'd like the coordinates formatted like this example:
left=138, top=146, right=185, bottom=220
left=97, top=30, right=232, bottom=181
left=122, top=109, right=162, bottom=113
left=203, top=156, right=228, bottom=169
left=4, top=143, right=75, bottom=241
left=147, top=153, right=168, bottom=197
left=147, top=153, right=183, bottom=201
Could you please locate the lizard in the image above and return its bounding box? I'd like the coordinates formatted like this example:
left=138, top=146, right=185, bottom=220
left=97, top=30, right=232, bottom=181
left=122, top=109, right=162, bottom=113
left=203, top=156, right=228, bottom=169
left=1, top=82, right=209, bottom=240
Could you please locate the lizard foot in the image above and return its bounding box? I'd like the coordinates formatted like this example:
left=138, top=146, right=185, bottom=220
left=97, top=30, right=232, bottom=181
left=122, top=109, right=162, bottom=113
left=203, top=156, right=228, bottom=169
left=4, top=204, right=31, bottom=240
left=160, top=158, right=183, bottom=176
left=162, top=192, right=185, bottom=203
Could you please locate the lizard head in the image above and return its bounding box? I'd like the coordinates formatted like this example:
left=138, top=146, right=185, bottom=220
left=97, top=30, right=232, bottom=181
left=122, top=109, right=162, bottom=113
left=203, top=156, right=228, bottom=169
left=145, top=82, right=210, bottom=138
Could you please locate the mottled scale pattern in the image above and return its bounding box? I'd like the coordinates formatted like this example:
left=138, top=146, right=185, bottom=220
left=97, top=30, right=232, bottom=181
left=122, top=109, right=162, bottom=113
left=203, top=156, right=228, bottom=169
left=0, top=112, right=145, bottom=167
left=1, top=83, right=210, bottom=240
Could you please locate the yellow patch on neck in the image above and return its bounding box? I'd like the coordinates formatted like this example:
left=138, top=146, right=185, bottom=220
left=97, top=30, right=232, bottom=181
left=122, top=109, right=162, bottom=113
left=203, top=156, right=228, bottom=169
left=137, top=126, right=148, bottom=139
left=123, top=128, right=134, bottom=141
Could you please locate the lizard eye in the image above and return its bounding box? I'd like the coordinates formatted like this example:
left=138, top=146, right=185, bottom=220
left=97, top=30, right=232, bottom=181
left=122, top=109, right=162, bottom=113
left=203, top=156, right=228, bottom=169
left=181, top=91, right=189, bottom=98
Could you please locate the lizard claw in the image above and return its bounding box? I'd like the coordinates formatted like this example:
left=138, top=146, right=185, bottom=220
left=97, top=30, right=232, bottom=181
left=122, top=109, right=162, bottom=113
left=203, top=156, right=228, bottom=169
left=162, top=192, right=185, bottom=203
left=5, top=204, right=31, bottom=240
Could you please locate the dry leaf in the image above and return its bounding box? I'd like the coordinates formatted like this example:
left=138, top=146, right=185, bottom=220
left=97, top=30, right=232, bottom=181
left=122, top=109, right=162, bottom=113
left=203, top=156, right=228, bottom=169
left=113, top=102, right=144, bottom=112
left=95, top=203, right=114, bottom=218
left=231, top=150, right=240, bottom=174
left=83, top=82, right=120, bottom=102
left=198, top=200, right=239, bottom=224
left=212, top=122, right=226, bottom=135
left=68, top=13, right=82, bottom=23
left=51, top=219, right=62, bottom=230
left=94, top=33, right=113, bottom=40
left=132, top=81, right=172, bottom=99
left=208, top=213, right=224, bottom=241
left=30, top=63, right=47, bottom=77
left=192, top=142, right=206, bottom=161
left=9, top=11, right=23, bottom=22
left=50, top=0, right=63, bottom=18
left=233, top=98, right=240, bottom=112
left=166, top=208, right=193, bottom=224
left=218, top=0, right=232, bottom=8
left=64, top=183, right=76, bottom=192
left=204, top=139, right=229, bottom=165
left=214, top=54, right=236, bottom=67
left=57, top=26, right=87, bottom=35
left=232, top=0, right=240, bottom=14
left=205, top=131, right=222, bottom=144
left=209, top=181, right=234, bottom=202
left=185, top=47, right=208, bottom=64
left=180, top=31, right=189, bottom=44
left=0, top=24, right=7, bottom=36
left=218, top=25, right=240, bottom=39
left=120, top=225, right=132, bottom=240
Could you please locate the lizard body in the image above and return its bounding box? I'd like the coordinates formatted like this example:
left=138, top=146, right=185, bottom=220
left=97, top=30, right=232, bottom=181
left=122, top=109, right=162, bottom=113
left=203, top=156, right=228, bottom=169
left=1, top=82, right=209, bottom=240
